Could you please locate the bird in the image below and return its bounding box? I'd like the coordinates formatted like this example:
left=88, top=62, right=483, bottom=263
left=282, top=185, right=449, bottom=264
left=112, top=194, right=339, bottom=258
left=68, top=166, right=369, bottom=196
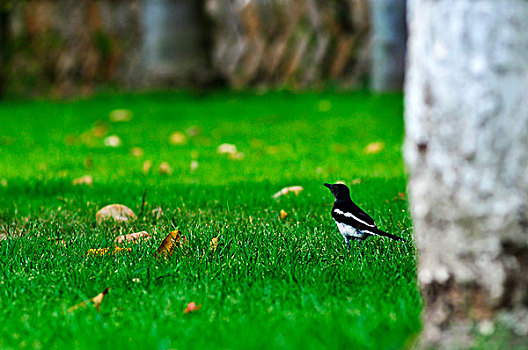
left=324, top=183, right=402, bottom=251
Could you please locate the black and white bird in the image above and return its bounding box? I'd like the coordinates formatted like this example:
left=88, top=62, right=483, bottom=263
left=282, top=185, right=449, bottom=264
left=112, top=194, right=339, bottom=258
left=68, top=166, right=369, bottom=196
left=324, top=183, right=402, bottom=251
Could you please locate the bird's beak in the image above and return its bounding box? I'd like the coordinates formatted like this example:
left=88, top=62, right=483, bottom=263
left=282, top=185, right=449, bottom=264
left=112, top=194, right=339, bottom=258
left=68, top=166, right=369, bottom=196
left=324, top=183, right=332, bottom=189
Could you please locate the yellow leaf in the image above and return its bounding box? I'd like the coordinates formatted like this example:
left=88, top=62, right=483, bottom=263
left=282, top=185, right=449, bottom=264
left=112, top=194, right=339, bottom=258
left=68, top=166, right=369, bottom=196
left=67, top=287, right=110, bottom=312
left=142, top=160, right=153, bottom=174
left=280, top=209, right=288, bottom=219
left=109, top=109, right=133, bottom=122
left=210, top=237, right=219, bottom=251
left=87, top=247, right=132, bottom=256
left=169, top=131, right=187, bottom=145
left=365, top=142, right=384, bottom=154
left=130, top=147, right=144, bottom=158
left=155, top=230, right=184, bottom=259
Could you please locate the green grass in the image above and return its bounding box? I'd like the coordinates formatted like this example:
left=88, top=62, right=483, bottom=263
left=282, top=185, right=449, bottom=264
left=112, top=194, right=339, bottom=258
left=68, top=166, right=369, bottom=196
left=0, top=91, right=421, bottom=349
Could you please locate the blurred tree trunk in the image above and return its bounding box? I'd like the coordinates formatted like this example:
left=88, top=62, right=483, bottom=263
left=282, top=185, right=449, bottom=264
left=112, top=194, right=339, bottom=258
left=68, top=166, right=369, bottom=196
left=370, top=0, right=406, bottom=91
left=141, top=0, right=209, bottom=86
left=0, top=6, right=9, bottom=98
left=405, top=0, right=528, bottom=348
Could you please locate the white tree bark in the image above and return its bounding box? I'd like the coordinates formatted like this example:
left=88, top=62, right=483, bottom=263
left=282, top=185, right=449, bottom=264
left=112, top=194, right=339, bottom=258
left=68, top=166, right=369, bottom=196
left=405, top=0, right=528, bottom=347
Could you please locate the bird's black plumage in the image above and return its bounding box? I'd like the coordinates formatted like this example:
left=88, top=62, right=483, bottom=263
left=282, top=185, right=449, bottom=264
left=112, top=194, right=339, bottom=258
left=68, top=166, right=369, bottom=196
left=324, top=183, right=402, bottom=250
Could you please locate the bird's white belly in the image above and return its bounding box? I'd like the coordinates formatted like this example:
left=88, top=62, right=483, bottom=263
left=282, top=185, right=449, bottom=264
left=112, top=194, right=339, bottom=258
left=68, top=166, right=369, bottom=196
left=336, top=222, right=369, bottom=239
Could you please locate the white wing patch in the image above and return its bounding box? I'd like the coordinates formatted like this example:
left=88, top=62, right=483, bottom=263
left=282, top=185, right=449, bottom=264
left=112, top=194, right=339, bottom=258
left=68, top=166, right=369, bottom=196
left=333, top=208, right=375, bottom=227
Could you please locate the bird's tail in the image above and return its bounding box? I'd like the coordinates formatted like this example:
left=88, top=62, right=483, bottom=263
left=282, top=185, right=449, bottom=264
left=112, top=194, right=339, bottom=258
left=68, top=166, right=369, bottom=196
left=370, top=228, right=403, bottom=241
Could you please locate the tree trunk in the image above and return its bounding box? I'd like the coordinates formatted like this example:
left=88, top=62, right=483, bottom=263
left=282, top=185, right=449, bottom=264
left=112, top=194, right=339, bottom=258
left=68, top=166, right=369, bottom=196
left=405, top=0, right=528, bottom=348
left=141, top=0, right=209, bottom=86
left=370, top=0, right=406, bottom=91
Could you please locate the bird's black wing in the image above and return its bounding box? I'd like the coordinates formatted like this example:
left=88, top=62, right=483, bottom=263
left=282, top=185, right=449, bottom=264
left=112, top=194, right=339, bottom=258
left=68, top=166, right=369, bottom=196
left=331, top=202, right=377, bottom=230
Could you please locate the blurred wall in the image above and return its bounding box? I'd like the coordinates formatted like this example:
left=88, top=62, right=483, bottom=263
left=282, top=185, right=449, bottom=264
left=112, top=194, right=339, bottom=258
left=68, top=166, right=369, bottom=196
left=2, top=0, right=375, bottom=98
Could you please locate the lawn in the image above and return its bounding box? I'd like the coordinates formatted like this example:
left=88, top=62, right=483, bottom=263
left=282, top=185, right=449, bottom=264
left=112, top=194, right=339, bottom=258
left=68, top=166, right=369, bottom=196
left=0, top=91, right=420, bottom=349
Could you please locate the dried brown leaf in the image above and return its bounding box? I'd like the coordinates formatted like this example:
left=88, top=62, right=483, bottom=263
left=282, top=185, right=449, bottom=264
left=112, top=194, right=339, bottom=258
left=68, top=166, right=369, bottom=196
left=183, top=301, right=201, bottom=314
left=67, top=287, right=110, bottom=313
left=280, top=209, right=288, bottom=219
left=155, top=230, right=184, bottom=259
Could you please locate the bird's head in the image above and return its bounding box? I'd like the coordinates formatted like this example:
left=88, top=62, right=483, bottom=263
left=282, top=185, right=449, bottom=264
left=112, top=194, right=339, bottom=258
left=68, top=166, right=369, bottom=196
left=324, top=183, right=351, bottom=200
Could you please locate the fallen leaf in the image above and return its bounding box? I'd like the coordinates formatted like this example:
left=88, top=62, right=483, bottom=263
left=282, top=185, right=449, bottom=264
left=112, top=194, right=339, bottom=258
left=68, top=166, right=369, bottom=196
left=104, top=135, right=122, bottom=148
left=273, top=186, right=304, bottom=199
left=142, top=160, right=153, bottom=174
left=190, top=160, right=199, bottom=173
left=169, top=131, right=187, bottom=145
left=318, top=99, right=332, bottom=112
left=365, top=142, right=384, bottom=154
left=183, top=301, right=201, bottom=314
left=109, top=109, right=133, bottom=122
left=159, top=161, right=173, bottom=175
left=1, top=179, right=7, bottom=187
left=155, top=230, right=184, bottom=259
left=280, top=209, right=288, bottom=219
left=186, top=126, right=201, bottom=137
left=72, top=175, right=93, bottom=186
left=351, top=178, right=361, bottom=185
left=228, top=152, right=245, bottom=160
left=395, top=192, right=406, bottom=200
left=96, top=204, right=137, bottom=225
left=0, top=232, right=7, bottom=242
left=266, top=145, right=281, bottom=154
left=217, top=143, right=237, bottom=154
left=210, top=237, right=218, bottom=251
left=130, top=147, right=144, bottom=157
left=84, top=157, right=92, bottom=169
left=67, top=287, right=110, bottom=313
left=87, top=247, right=132, bottom=256
left=114, top=231, right=151, bottom=244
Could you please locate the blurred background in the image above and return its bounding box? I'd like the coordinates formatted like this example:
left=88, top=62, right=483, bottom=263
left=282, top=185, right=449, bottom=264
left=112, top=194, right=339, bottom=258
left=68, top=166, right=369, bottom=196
left=0, top=0, right=406, bottom=99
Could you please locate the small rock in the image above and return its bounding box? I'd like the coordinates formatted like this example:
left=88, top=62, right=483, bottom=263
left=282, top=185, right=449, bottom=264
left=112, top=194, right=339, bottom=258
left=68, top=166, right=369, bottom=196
left=96, top=204, right=137, bottom=225
left=151, top=207, right=164, bottom=219
left=217, top=143, right=237, bottom=154
left=190, top=160, right=199, bottom=173
left=104, top=135, right=122, bottom=148
left=72, top=175, right=93, bottom=186
left=114, top=231, right=151, bottom=244
left=273, top=186, right=304, bottom=199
